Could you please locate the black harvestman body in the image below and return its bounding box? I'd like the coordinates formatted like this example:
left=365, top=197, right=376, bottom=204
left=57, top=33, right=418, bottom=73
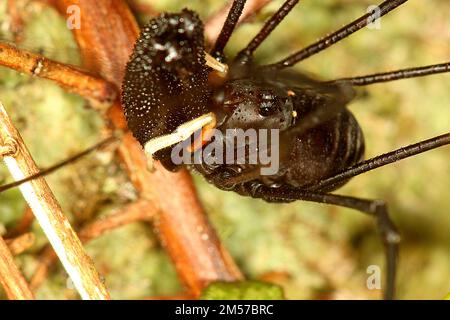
left=121, top=0, right=449, bottom=299
left=1, top=0, right=449, bottom=299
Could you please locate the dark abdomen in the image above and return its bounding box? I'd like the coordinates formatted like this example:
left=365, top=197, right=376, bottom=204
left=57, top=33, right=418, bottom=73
left=194, top=109, right=364, bottom=200
left=281, top=109, right=365, bottom=190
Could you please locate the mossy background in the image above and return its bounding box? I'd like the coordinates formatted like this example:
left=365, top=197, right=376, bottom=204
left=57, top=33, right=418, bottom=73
left=0, top=0, right=449, bottom=299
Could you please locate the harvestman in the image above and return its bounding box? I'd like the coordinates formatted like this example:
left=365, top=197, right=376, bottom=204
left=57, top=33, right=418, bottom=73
left=1, top=0, right=449, bottom=299
left=121, top=0, right=449, bottom=300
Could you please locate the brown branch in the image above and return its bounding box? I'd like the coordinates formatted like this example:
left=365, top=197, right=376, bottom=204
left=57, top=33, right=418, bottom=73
left=0, top=42, right=116, bottom=103
left=78, top=199, right=156, bottom=242
left=205, top=0, right=273, bottom=46
left=6, top=0, right=26, bottom=43
left=29, top=245, right=55, bottom=291
left=5, top=206, right=35, bottom=238
left=0, top=102, right=110, bottom=300
left=126, top=0, right=158, bottom=17
left=50, top=0, right=243, bottom=297
left=30, top=199, right=157, bottom=290
left=0, top=236, right=35, bottom=299
left=5, top=232, right=35, bottom=255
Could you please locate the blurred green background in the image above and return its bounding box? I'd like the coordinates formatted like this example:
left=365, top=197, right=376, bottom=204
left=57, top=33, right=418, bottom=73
left=0, top=0, right=449, bottom=299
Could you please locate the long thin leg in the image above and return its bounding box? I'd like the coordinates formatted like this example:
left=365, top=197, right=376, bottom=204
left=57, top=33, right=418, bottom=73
left=0, top=135, right=118, bottom=193
left=252, top=186, right=400, bottom=299
left=306, top=133, right=450, bottom=192
left=235, top=0, right=299, bottom=63
left=262, top=0, right=408, bottom=71
left=328, top=62, right=450, bottom=86
left=210, top=0, right=247, bottom=61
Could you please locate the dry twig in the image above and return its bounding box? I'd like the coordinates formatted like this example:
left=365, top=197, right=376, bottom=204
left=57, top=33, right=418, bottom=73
left=78, top=199, right=156, bottom=242
left=30, top=199, right=157, bottom=290
left=5, top=207, right=35, bottom=239
left=6, top=0, right=25, bottom=43
left=0, top=42, right=116, bottom=103
left=0, top=235, right=35, bottom=299
left=0, top=102, right=110, bottom=300
left=126, top=0, right=159, bottom=17
left=5, top=232, right=35, bottom=255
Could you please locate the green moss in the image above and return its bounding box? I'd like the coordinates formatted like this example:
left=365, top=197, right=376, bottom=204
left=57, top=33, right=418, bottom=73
left=201, top=281, right=284, bottom=300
